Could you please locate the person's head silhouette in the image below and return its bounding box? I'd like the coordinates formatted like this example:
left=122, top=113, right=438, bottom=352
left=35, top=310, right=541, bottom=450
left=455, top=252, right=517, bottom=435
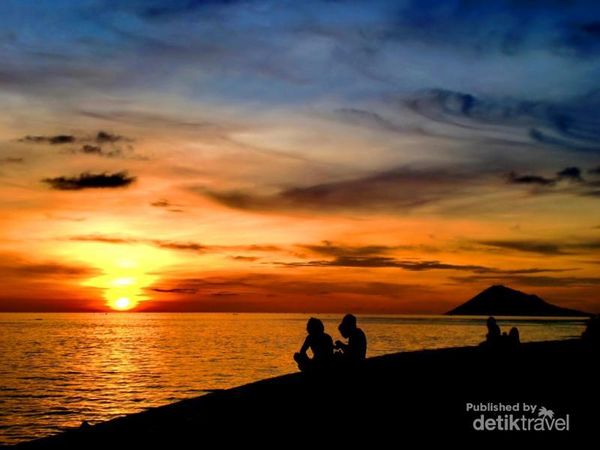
left=339, top=314, right=357, bottom=338
left=306, top=317, right=325, bottom=336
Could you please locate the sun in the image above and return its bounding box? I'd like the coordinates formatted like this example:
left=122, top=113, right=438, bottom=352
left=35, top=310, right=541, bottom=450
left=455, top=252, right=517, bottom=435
left=112, top=297, right=134, bottom=311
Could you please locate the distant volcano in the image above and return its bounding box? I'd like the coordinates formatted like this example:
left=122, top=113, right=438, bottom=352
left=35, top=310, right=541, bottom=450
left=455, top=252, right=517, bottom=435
left=446, top=285, right=589, bottom=317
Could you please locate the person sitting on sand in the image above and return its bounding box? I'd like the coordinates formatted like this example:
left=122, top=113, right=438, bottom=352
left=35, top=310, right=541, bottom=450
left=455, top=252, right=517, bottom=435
left=294, top=318, right=334, bottom=372
left=481, top=316, right=502, bottom=347
left=508, top=327, right=520, bottom=347
left=334, top=314, right=367, bottom=362
left=582, top=315, right=599, bottom=347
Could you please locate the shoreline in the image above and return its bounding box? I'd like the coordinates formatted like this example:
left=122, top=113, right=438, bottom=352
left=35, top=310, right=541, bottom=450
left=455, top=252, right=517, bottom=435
left=8, top=338, right=597, bottom=447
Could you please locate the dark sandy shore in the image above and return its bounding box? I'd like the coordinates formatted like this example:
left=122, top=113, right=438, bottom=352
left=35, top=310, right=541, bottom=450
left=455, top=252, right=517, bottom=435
left=9, top=339, right=597, bottom=447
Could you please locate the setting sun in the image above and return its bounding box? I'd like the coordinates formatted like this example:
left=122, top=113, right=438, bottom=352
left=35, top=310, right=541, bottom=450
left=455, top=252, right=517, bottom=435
left=112, top=297, right=133, bottom=311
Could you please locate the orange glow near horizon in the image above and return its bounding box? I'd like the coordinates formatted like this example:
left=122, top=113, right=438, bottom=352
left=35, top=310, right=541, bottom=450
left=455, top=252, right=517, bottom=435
left=73, top=244, right=182, bottom=311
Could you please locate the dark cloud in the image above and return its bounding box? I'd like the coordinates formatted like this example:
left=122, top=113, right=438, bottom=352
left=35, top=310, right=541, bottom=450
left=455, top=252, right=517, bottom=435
left=478, top=239, right=600, bottom=255
left=77, top=144, right=126, bottom=158
left=300, top=241, right=402, bottom=258
left=68, top=234, right=205, bottom=252
left=95, top=131, right=127, bottom=144
left=274, top=255, right=567, bottom=276
left=508, top=172, right=555, bottom=186
left=210, top=291, right=239, bottom=297
left=204, top=166, right=491, bottom=212
left=150, top=199, right=185, bottom=213
left=66, top=234, right=282, bottom=255
left=12, top=263, right=96, bottom=277
left=478, top=240, right=565, bottom=255
left=204, top=162, right=599, bottom=214
left=43, top=171, right=136, bottom=190
left=69, top=235, right=135, bottom=244
left=19, top=131, right=136, bottom=159
left=143, top=273, right=430, bottom=303
left=230, top=255, right=259, bottom=261
left=557, top=166, right=583, bottom=182
left=149, top=287, right=198, bottom=294
left=80, top=144, right=103, bottom=155
left=506, top=165, right=600, bottom=197
left=151, top=199, right=171, bottom=208
left=21, top=135, right=75, bottom=145
left=154, top=241, right=206, bottom=252
left=0, top=257, right=99, bottom=278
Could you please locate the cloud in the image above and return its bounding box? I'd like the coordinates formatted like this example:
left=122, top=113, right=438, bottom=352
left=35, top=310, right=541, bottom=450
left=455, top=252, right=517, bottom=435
left=150, top=199, right=171, bottom=208
left=95, top=131, right=127, bottom=144
left=77, top=144, right=128, bottom=158
left=68, top=234, right=205, bottom=252
left=143, top=273, right=430, bottom=301
left=299, top=241, right=403, bottom=258
left=508, top=172, right=556, bottom=186
left=230, top=255, right=259, bottom=262
left=155, top=241, right=206, bottom=252
left=69, top=235, right=135, bottom=244
left=149, top=287, right=198, bottom=294
left=557, top=166, right=583, bottom=182
left=19, top=131, right=136, bottom=159
left=478, top=240, right=565, bottom=255
left=21, top=135, right=75, bottom=145
left=406, top=88, right=600, bottom=153
left=150, top=199, right=185, bottom=213
left=477, top=239, right=600, bottom=255
left=506, top=165, right=600, bottom=198
left=66, top=234, right=282, bottom=255
left=203, top=161, right=599, bottom=215
left=43, top=171, right=136, bottom=190
left=0, top=256, right=99, bottom=279
left=274, top=255, right=567, bottom=275
left=204, top=166, right=492, bottom=213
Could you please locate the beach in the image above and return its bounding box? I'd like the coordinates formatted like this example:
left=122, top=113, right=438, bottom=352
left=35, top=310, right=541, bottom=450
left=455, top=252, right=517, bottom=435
left=0, top=313, right=586, bottom=444
left=9, top=338, right=597, bottom=447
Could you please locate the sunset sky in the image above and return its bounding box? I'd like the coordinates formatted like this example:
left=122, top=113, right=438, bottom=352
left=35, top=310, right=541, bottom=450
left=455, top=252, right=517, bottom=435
left=1, top=0, right=599, bottom=313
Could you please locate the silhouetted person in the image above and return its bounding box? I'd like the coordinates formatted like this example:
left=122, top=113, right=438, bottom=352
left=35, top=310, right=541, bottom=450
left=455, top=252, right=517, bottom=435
left=481, top=316, right=502, bottom=348
left=508, top=327, right=520, bottom=346
left=335, top=314, right=367, bottom=362
left=294, top=317, right=334, bottom=372
left=582, top=315, right=599, bottom=347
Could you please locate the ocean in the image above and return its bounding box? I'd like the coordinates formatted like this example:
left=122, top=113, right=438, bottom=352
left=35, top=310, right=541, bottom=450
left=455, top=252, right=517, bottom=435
left=0, top=313, right=586, bottom=445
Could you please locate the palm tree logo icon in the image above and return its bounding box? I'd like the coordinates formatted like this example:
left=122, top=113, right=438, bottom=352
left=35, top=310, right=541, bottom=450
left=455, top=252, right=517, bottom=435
left=538, top=407, right=554, bottom=419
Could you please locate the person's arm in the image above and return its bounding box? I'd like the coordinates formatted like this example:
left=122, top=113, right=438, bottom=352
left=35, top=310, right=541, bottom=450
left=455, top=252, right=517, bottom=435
left=298, top=335, right=311, bottom=355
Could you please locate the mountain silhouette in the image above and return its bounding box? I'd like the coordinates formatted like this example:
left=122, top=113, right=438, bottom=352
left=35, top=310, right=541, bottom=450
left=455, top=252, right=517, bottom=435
left=446, top=285, right=589, bottom=316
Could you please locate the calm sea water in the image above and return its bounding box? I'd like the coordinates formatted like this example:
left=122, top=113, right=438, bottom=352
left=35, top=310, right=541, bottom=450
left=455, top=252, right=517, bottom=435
left=0, top=313, right=586, bottom=445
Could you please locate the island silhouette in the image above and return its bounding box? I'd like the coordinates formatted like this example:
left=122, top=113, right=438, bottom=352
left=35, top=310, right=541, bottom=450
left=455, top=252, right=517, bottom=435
left=446, top=285, right=590, bottom=317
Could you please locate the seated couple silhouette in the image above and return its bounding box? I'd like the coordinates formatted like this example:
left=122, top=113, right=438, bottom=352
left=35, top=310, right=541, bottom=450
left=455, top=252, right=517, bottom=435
left=293, top=314, right=367, bottom=373
left=482, top=316, right=520, bottom=349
